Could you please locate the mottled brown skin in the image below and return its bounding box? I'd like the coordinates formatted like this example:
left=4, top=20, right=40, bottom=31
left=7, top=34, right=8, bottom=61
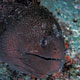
left=0, top=4, right=65, bottom=78
left=2, top=0, right=37, bottom=4
left=3, top=0, right=15, bottom=3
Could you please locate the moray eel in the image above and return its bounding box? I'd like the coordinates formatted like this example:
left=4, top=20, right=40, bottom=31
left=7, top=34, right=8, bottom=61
left=0, top=3, right=65, bottom=78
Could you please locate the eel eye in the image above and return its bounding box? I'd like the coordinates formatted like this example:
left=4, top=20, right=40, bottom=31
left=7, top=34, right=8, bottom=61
left=40, top=37, right=48, bottom=48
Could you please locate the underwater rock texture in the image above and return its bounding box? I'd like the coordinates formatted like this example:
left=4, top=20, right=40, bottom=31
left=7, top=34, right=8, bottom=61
left=0, top=0, right=80, bottom=80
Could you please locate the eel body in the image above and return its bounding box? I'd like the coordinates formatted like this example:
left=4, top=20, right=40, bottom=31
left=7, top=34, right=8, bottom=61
left=0, top=3, right=65, bottom=78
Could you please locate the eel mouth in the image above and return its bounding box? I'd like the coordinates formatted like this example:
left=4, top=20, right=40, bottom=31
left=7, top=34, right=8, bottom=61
left=23, top=52, right=65, bottom=62
left=20, top=52, right=65, bottom=78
